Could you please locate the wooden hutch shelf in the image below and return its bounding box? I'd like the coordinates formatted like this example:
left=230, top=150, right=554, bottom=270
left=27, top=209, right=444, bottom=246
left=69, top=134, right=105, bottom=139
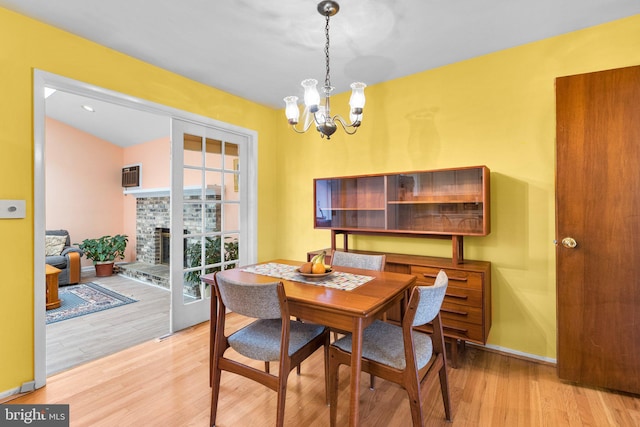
left=314, top=166, right=490, bottom=264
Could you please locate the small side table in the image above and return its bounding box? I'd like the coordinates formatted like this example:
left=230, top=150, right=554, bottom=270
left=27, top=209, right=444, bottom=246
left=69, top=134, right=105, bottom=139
left=45, top=264, right=61, bottom=310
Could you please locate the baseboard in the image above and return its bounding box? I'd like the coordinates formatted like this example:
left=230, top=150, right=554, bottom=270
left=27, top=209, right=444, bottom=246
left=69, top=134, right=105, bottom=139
left=469, top=342, right=557, bottom=366
left=0, top=386, right=22, bottom=403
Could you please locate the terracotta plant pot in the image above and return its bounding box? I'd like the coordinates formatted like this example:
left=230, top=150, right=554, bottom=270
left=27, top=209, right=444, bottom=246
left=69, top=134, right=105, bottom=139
left=95, top=262, right=114, bottom=277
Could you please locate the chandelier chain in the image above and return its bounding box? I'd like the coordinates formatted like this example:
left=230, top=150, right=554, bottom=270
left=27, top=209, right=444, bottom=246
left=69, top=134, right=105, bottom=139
left=324, top=13, right=331, bottom=89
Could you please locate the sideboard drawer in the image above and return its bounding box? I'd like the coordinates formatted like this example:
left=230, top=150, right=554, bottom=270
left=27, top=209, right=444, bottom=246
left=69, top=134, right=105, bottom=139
left=418, top=319, right=485, bottom=343
left=443, top=286, right=483, bottom=309
left=441, top=301, right=483, bottom=325
left=411, top=265, right=483, bottom=290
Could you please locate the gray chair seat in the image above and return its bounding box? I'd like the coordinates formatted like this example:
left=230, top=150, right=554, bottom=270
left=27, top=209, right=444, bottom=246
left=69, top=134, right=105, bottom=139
left=230, top=319, right=327, bottom=361
left=332, top=320, right=432, bottom=370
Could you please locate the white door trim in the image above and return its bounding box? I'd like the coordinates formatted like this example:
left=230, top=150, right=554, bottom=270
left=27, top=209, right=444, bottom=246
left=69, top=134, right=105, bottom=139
left=33, top=70, right=258, bottom=389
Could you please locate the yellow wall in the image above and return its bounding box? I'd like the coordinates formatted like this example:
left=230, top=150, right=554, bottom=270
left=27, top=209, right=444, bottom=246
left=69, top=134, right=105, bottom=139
left=2, top=3, right=640, bottom=394
left=275, top=14, right=640, bottom=360
left=0, top=7, right=278, bottom=393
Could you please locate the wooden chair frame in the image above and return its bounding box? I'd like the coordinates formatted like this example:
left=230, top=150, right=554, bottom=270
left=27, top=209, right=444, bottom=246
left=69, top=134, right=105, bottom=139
left=328, top=286, right=452, bottom=426
left=210, top=273, right=330, bottom=427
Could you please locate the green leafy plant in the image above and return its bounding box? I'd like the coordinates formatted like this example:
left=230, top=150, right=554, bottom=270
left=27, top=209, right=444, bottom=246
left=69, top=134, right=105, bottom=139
left=184, top=236, right=238, bottom=285
left=77, top=234, right=128, bottom=264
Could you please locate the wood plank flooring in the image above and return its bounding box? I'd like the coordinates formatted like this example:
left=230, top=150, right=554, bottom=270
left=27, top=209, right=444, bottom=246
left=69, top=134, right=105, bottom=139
left=13, top=312, right=640, bottom=426
left=46, top=272, right=170, bottom=375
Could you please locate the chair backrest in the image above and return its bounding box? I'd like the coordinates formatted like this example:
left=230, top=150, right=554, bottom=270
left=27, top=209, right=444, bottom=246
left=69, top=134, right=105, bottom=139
left=331, top=250, right=386, bottom=271
left=213, top=273, right=283, bottom=319
left=411, top=270, right=448, bottom=327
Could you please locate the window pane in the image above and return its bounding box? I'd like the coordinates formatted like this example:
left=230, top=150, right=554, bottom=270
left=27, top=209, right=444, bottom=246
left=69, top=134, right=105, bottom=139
left=184, top=202, right=202, bottom=235
left=184, top=236, right=202, bottom=269
left=184, top=168, right=202, bottom=200
left=205, top=138, right=222, bottom=169
left=184, top=134, right=203, bottom=168
left=223, top=202, right=239, bottom=233
left=183, top=271, right=203, bottom=302
left=223, top=233, right=240, bottom=269
left=205, top=171, right=222, bottom=200
left=204, top=202, right=221, bottom=233
left=224, top=172, right=240, bottom=201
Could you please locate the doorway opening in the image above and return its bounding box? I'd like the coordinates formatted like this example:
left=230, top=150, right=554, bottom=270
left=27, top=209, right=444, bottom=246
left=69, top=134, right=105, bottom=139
left=34, top=70, right=258, bottom=388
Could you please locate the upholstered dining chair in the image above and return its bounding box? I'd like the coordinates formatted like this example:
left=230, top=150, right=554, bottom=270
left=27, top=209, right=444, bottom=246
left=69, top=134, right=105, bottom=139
left=330, top=249, right=387, bottom=388
left=328, top=270, right=452, bottom=426
left=210, top=272, right=330, bottom=427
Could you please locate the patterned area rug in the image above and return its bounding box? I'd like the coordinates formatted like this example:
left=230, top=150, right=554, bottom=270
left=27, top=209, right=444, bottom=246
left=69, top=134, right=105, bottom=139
left=46, top=282, right=137, bottom=324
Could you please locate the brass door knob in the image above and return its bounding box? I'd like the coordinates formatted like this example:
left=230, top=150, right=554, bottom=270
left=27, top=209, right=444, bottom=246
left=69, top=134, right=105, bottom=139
left=561, top=237, right=577, bottom=248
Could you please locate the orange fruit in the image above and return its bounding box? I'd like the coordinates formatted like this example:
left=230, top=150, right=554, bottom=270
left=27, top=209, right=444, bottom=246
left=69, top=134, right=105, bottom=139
left=311, top=263, right=326, bottom=274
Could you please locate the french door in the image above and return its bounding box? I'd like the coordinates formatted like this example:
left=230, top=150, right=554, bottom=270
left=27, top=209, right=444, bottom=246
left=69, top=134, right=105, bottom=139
left=170, top=118, right=256, bottom=332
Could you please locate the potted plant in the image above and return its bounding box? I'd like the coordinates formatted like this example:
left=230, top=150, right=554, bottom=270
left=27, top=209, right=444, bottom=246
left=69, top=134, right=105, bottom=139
left=77, top=234, right=128, bottom=277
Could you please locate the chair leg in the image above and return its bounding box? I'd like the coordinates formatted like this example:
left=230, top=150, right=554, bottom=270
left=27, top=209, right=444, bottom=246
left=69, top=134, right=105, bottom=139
left=438, top=355, right=453, bottom=421
left=324, top=334, right=330, bottom=405
left=265, top=361, right=270, bottom=373
left=210, top=365, right=222, bottom=427
left=328, top=352, right=340, bottom=427
left=369, top=374, right=375, bottom=390
left=405, top=376, right=424, bottom=427
left=275, top=373, right=289, bottom=427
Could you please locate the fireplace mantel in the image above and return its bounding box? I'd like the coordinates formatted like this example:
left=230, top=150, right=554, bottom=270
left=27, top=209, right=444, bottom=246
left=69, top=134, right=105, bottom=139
left=124, top=185, right=221, bottom=198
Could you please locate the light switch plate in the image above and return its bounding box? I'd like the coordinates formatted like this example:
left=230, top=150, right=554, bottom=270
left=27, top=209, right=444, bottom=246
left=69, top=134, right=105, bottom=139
left=0, top=200, right=26, bottom=218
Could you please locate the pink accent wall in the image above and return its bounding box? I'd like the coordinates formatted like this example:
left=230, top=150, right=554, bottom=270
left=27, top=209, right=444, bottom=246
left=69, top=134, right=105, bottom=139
left=45, top=118, right=128, bottom=267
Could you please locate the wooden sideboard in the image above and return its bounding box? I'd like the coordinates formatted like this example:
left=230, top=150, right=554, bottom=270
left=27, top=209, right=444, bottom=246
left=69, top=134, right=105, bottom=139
left=308, top=249, right=491, bottom=367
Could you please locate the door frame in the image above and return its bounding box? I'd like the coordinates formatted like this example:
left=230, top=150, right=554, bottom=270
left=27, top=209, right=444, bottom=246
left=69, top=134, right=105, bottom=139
left=33, top=70, right=258, bottom=388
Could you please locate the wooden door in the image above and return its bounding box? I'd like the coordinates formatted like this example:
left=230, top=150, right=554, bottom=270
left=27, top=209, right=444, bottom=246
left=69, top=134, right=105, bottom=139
left=556, top=65, right=640, bottom=394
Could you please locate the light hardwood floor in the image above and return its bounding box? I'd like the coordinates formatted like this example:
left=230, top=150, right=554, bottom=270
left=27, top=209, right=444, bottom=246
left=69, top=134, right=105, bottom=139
left=13, top=312, right=640, bottom=426
left=46, top=272, right=170, bottom=375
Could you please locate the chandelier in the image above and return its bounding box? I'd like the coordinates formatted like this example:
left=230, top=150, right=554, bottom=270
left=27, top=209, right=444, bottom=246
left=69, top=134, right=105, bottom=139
left=283, top=1, right=366, bottom=140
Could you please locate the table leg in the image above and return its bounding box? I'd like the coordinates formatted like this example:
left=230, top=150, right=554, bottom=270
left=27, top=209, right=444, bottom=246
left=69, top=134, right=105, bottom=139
left=349, top=317, right=363, bottom=427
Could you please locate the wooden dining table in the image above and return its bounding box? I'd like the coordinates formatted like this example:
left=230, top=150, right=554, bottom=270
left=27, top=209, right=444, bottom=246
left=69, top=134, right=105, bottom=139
left=203, top=259, right=416, bottom=427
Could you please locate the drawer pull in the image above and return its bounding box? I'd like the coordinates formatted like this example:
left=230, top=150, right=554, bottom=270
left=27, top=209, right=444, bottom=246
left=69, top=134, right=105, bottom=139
left=421, top=273, right=468, bottom=282
left=446, top=293, right=468, bottom=300
left=442, top=308, right=468, bottom=316
left=443, top=325, right=468, bottom=334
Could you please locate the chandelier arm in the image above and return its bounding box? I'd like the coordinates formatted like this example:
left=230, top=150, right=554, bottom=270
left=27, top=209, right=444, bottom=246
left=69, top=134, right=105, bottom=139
left=333, top=115, right=361, bottom=134
left=290, top=111, right=315, bottom=133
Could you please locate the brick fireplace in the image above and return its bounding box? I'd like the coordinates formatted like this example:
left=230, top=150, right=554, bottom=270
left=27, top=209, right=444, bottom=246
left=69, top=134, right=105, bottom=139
left=133, top=186, right=221, bottom=266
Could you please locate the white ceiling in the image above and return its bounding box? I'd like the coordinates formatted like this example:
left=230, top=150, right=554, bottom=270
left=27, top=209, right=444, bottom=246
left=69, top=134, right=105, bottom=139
left=3, top=0, right=640, bottom=146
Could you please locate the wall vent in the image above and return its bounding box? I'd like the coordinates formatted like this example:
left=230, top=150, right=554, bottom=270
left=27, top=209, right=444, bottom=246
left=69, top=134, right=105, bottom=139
left=122, top=165, right=140, bottom=188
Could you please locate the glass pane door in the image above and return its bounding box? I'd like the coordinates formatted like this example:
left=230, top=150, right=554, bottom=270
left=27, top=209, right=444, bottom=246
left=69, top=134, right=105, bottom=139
left=171, top=118, right=251, bottom=332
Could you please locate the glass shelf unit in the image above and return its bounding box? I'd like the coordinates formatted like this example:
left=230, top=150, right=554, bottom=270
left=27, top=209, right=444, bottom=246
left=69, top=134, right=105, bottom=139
left=314, top=166, right=490, bottom=236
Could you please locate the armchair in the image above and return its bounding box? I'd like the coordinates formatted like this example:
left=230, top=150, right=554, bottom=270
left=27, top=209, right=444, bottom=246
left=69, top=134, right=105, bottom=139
left=45, top=229, right=83, bottom=285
